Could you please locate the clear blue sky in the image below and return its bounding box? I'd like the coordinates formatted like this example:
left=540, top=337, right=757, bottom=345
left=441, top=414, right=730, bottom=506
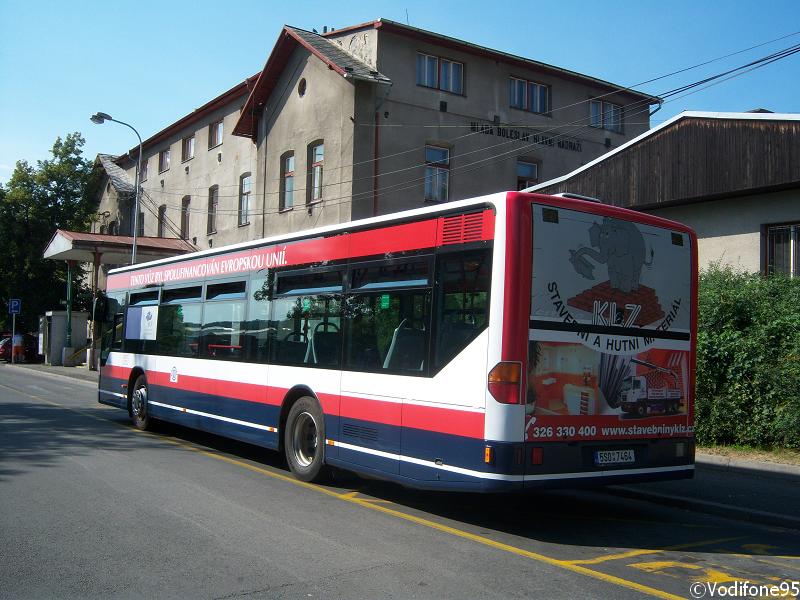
left=1, top=0, right=798, bottom=186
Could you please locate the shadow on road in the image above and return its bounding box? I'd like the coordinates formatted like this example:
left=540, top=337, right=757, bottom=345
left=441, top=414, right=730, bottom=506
left=145, top=419, right=800, bottom=563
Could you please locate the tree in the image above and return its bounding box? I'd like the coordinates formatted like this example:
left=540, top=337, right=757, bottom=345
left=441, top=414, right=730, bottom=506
left=0, top=133, right=100, bottom=332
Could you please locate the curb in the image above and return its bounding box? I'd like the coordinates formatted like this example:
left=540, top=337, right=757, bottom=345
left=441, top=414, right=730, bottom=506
left=3, top=363, right=98, bottom=387
left=609, top=485, right=800, bottom=531
left=696, top=453, right=800, bottom=480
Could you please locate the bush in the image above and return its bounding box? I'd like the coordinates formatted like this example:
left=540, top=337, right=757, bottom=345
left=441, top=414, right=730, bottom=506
left=695, top=264, right=800, bottom=449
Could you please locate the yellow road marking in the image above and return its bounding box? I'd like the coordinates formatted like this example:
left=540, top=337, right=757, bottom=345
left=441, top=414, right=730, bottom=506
left=569, top=536, right=745, bottom=565
left=2, top=381, right=702, bottom=600
left=628, top=561, right=739, bottom=585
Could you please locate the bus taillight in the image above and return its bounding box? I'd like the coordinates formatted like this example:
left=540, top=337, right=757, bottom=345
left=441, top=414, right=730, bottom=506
left=488, top=362, right=521, bottom=404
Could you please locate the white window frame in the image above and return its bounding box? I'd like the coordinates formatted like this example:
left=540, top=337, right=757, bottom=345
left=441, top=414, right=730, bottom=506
left=424, top=145, right=450, bottom=203
left=158, top=148, right=170, bottom=173
left=309, top=142, right=324, bottom=203
left=766, top=223, right=799, bottom=277
left=509, top=77, right=549, bottom=114
left=238, top=174, right=251, bottom=226
left=590, top=99, right=623, bottom=133
left=416, top=53, right=463, bottom=94
left=182, top=135, right=195, bottom=162
left=281, top=153, right=295, bottom=211
left=208, top=186, right=218, bottom=234
left=209, top=120, right=224, bottom=148
left=516, top=160, right=539, bottom=190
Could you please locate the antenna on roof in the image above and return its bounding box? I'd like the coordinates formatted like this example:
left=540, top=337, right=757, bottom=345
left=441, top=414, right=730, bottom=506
left=405, top=9, right=410, bottom=25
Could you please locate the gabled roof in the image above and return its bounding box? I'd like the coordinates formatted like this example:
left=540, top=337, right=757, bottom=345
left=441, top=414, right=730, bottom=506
left=529, top=111, right=800, bottom=208
left=43, top=230, right=192, bottom=265
left=529, top=111, right=800, bottom=192
left=325, top=18, right=660, bottom=104
left=96, top=154, right=135, bottom=194
left=114, top=75, right=259, bottom=166
left=233, top=25, right=390, bottom=139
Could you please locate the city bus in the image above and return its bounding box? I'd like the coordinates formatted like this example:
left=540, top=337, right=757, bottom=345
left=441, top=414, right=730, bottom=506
left=97, top=191, right=696, bottom=491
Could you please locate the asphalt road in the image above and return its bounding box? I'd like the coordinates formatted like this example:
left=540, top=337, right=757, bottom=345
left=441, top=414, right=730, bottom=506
left=1, top=365, right=799, bottom=600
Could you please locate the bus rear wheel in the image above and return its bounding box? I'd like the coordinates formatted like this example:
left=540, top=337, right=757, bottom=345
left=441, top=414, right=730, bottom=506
left=284, top=396, right=326, bottom=482
left=130, top=374, right=152, bottom=431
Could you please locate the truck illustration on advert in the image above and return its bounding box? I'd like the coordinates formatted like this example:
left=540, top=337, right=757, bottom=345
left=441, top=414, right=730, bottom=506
left=619, top=358, right=683, bottom=418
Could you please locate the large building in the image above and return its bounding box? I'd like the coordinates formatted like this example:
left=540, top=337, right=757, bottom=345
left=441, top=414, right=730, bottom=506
left=95, top=19, right=658, bottom=260
left=531, top=111, right=800, bottom=276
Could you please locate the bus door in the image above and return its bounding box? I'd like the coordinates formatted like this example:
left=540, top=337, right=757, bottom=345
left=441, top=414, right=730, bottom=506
left=340, top=258, right=433, bottom=475
left=270, top=268, right=344, bottom=454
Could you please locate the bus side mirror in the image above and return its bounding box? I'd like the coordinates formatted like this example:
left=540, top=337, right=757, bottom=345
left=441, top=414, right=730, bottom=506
left=93, top=293, right=108, bottom=323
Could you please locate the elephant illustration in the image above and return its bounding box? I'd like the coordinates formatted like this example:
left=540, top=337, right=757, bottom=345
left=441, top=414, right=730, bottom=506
left=569, top=218, right=653, bottom=293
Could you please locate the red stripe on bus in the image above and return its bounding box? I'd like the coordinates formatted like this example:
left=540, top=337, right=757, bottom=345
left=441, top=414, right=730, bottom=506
left=145, top=370, right=274, bottom=405
left=402, top=403, right=484, bottom=439
left=106, top=365, right=483, bottom=438
left=101, top=364, right=132, bottom=380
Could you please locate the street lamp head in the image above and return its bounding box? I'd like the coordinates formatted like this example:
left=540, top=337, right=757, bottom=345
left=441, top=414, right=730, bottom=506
left=90, top=112, right=113, bottom=124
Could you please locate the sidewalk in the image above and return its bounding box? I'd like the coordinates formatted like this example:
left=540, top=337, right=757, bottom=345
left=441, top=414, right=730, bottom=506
left=2, top=361, right=99, bottom=384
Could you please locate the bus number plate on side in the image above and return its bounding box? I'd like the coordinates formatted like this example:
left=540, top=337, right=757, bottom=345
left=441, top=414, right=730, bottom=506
left=594, top=449, right=635, bottom=466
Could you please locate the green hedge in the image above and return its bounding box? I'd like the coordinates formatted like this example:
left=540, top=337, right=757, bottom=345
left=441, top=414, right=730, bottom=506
left=695, top=265, right=800, bottom=449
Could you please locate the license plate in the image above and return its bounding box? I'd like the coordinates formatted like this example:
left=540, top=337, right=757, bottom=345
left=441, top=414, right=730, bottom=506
left=594, top=449, right=635, bottom=465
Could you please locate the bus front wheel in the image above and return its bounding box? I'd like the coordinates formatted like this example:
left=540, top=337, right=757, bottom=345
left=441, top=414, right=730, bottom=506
left=130, top=374, right=151, bottom=431
left=284, top=396, right=327, bottom=482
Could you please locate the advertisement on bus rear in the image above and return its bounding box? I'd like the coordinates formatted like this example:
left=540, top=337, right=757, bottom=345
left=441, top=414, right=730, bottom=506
left=527, top=204, right=693, bottom=442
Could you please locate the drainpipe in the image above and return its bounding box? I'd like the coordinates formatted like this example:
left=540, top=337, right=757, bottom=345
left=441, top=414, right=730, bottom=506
left=373, top=110, right=380, bottom=216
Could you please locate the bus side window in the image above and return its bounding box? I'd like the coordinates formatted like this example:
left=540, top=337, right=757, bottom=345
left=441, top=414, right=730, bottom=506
left=245, top=272, right=273, bottom=363
left=157, top=286, right=202, bottom=358
left=271, top=268, right=343, bottom=368
left=202, top=281, right=247, bottom=361
left=432, top=249, right=491, bottom=371
left=345, top=258, right=432, bottom=375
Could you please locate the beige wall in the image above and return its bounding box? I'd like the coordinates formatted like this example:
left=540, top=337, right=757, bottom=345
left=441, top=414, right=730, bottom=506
left=645, top=189, right=800, bottom=273
left=257, top=47, right=358, bottom=237
left=96, top=92, right=257, bottom=251
left=368, top=31, right=649, bottom=215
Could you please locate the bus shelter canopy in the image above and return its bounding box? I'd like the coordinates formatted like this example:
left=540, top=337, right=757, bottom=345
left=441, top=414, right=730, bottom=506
left=44, top=229, right=192, bottom=266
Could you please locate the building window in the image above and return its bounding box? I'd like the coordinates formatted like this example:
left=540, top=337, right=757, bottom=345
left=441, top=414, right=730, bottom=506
left=308, top=142, right=323, bottom=203
left=766, top=223, right=799, bottom=276
left=416, top=53, right=463, bottom=94
left=238, top=174, right=251, bottom=226
left=590, top=100, right=623, bottom=133
left=280, top=152, right=294, bottom=211
left=181, top=196, right=190, bottom=240
left=509, top=77, right=549, bottom=114
left=424, top=145, right=449, bottom=203
left=182, top=135, right=195, bottom=162
left=207, top=186, right=218, bottom=234
left=137, top=212, right=144, bottom=237
left=158, top=204, right=167, bottom=237
left=516, top=160, right=539, bottom=190
left=209, top=119, right=223, bottom=148
left=158, top=148, right=171, bottom=173
left=140, top=158, right=148, bottom=182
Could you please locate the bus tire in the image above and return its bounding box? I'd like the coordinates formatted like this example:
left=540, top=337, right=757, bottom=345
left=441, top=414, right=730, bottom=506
left=130, top=374, right=151, bottom=431
left=284, top=396, right=326, bottom=482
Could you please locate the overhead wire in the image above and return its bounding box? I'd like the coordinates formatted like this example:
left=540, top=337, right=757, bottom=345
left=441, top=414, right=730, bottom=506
left=136, top=35, right=800, bottom=218
left=135, top=29, right=800, bottom=195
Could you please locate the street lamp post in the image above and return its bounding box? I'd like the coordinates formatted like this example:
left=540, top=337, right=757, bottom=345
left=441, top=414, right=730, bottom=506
left=90, top=112, right=143, bottom=264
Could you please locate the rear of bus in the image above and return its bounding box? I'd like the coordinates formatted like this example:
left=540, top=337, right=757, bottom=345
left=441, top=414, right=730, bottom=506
left=498, top=193, right=696, bottom=487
